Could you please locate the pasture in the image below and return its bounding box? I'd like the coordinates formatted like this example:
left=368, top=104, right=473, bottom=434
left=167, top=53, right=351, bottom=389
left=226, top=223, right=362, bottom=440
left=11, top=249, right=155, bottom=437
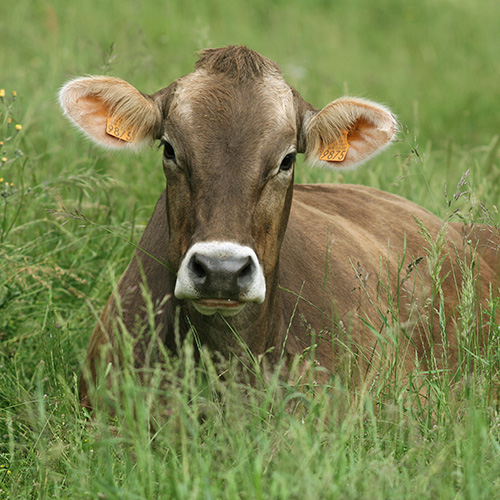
left=1, top=0, right=500, bottom=498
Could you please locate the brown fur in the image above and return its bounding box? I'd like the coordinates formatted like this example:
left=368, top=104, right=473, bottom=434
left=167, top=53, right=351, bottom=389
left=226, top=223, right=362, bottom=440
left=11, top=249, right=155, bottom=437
left=195, top=45, right=282, bottom=79
left=59, top=47, right=499, bottom=407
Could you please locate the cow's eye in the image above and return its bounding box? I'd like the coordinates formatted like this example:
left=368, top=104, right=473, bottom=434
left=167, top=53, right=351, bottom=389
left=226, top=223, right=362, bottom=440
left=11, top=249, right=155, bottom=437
left=280, top=153, right=296, bottom=172
left=161, top=140, right=176, bottom=162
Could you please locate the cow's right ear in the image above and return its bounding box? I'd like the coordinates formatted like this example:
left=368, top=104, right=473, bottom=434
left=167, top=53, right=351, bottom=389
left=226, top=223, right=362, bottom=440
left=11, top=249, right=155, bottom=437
left=59, top=76, right=162, bottom=149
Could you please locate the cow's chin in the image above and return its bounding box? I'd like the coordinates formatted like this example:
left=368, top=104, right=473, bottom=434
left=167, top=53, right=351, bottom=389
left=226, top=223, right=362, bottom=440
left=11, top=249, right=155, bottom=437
left=192, top=298, right=247, bottom=317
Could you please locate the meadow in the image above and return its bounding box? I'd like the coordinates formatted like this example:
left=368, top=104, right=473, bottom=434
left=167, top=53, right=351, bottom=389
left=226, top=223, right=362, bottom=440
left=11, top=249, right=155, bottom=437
left=1, top=0, right=500, bottom=498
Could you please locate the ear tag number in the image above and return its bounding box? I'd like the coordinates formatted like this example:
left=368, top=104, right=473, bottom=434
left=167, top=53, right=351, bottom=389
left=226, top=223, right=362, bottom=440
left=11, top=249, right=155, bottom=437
left=106, top=116, right=134, bottom=143
left=320, top=130, right=350, bottom=162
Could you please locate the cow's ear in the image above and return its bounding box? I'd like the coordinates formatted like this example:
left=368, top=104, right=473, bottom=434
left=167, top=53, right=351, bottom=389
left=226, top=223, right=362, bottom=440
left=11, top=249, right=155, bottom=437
left=302, top=98, right=397, bottom=169
left=59, top=76, right=162, bottom=149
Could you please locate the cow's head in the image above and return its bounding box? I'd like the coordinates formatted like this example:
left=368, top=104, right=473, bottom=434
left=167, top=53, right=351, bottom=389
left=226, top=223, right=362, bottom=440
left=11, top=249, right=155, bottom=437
left=60, top=46, right=396, bottom=318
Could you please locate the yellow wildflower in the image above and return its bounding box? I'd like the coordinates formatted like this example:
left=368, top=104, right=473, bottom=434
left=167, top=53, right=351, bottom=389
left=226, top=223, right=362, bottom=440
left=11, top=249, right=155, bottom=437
left=12, top=90, right=17, bottom=97
left=0, top=89, right=5, bottom=97
left=0, top=178, right=3, bottom=182
left=7, top=118, right=11, bottom=124
left=1, top=158, right=7, bottom=163
left=15, top=124, right=22, bottom=131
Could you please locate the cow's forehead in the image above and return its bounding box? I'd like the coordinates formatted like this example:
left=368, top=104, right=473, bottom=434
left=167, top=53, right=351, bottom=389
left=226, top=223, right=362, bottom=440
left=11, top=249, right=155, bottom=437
left=170, top=68, right=296, bottom=130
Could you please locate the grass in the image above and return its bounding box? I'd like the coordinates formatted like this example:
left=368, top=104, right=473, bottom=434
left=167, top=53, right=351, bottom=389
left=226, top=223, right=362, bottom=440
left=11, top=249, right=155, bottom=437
left=1, top=0, right=500, bottom=498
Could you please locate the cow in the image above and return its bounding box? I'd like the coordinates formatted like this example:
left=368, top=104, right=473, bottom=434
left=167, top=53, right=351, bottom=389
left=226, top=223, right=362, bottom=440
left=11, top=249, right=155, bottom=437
left=59, top=46, right=499, bottom=407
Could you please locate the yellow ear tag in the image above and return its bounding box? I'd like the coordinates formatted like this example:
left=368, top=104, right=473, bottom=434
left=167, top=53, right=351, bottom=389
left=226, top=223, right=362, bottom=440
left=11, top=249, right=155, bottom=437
left=106, top=116, right=134, bottom=143
left=320, top=130, right=350, bottom=162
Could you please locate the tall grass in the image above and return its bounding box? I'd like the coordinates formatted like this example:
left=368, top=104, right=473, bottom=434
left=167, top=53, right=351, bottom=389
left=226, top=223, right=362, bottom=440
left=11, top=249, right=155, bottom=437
left=1, top=0, right=500, bottom=498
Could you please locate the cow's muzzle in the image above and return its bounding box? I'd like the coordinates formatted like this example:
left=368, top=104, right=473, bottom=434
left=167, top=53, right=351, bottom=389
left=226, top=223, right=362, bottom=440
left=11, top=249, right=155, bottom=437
left=174, top=242, right=266, bottom=316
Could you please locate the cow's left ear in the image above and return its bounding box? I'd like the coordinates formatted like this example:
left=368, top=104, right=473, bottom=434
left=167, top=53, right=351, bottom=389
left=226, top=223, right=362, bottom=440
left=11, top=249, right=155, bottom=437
left=301, top=97, right=397, bottom=170
left=59, top=76, right=162, bottom=149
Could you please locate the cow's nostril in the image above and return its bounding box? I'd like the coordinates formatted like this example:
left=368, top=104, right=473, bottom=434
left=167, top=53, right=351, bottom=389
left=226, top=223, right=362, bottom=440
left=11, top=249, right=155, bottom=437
left=191, top=255, right=207, bottom=279
left=238, top=260, right=252, bottom=279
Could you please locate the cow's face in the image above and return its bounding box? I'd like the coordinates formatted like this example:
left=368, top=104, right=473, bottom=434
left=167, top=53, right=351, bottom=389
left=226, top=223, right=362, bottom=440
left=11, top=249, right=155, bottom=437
left=59, top=46, right=396, bottom=318
left=160, top=61, right=302, bottom=316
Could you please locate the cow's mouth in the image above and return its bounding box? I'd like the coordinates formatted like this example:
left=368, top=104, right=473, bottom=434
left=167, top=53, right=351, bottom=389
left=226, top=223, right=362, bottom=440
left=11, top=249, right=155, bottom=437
left=192, top=298, right=246, bottom=317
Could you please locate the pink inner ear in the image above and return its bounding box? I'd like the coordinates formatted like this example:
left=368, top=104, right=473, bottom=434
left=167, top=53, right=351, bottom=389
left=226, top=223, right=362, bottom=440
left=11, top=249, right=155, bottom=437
left=60, top=75, right=162, bottom=150
left=318, top=114, right=395, bottom=169
left=76, top=95, right=108, bottom=117
left=71, top=95, right=129, bottom=148
left=305, top=97, right=396, bottom=170
left=346, top=117, right=394, bottom=162
left=75, top=96, right=108, bottom=129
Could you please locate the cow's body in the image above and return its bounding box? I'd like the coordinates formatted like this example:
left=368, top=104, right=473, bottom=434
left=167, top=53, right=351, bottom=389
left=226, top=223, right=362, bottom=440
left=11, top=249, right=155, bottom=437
left=82, top=183, right=497, bottom=403
left=59, top=46, right=498, bottom=406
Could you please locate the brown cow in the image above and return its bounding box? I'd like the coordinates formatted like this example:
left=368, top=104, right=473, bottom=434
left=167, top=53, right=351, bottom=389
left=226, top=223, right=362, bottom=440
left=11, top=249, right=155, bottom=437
left=59, top=46, right=498, bottom=406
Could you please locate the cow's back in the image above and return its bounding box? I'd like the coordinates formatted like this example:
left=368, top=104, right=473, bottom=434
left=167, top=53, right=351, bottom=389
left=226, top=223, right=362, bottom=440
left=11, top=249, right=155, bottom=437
left=279, top=184, right=497, bottom=377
